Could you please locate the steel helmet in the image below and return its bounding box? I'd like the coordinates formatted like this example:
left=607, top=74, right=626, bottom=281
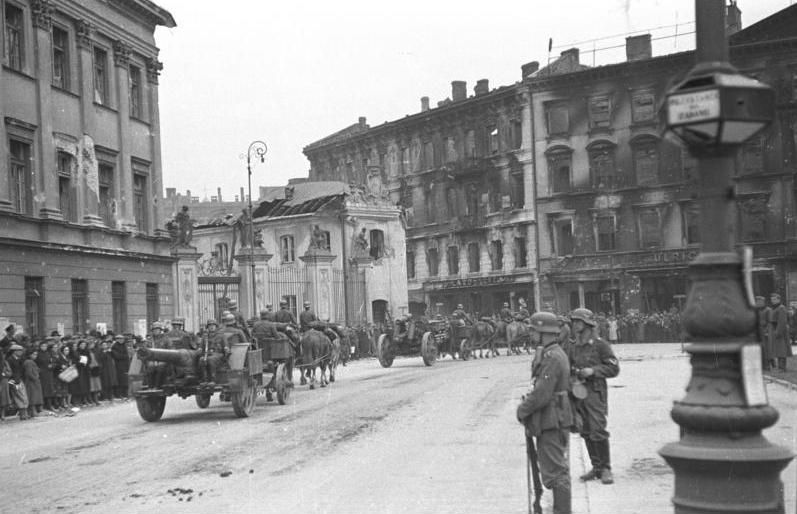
left=172, top=317, right=185, bottom=325
left=456, top=304, right=464, bottom=310
left=206, top=319, right=218, bottom=327
left=227, top=299, right=238, bottom=309
left=223, top=313, right=236, bottom=323
left=151, top=322, right=164, bottom=331
left=570, top=308, right=596, bottom=327
left=303, top=300, right=311, bottom=307
left=529, top=312, right=559, bottom=334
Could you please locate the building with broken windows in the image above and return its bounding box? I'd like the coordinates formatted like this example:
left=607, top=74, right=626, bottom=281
left=0, top=0, right=175, bottom=336
left=529, top=2, right=797, bottom=315
left=303, top=79, right=538, bottom=317
left=190, top=181, right=408, bottom=329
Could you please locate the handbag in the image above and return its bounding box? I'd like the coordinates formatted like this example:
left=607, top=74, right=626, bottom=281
left=58, top=365, right=79, bottom=383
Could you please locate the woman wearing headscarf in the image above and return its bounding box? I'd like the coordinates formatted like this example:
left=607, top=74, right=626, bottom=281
left=36, top=339, right=56, bottom=411
left=23, top=347, right=43, bottom=417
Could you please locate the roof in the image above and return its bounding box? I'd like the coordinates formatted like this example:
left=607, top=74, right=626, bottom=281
left=304, top=123, right=369, bottom=152
left=252, top=181, right=349, bottom=219
left=121, top=0, right=177, bottom=28
left=729, top=3, right=797, bottom=45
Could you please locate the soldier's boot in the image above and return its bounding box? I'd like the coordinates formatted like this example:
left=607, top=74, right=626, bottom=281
left=598, top=440, right=614, bottom=484
left=579, top=439, right=601, bottom=481
left=552, top=476, right=572, bottom=514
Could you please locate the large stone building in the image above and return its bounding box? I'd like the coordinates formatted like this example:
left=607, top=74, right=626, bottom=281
left=0, top=0, right=175, bottom=336
left=529, top=3, right=797, bottom=314
left=304, top=79, right=538, bottom=317
left=190, top=181, right=408, bottom=328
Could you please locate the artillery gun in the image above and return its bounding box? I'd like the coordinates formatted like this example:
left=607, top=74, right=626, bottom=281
left=375, top=315, right=437, bottom=367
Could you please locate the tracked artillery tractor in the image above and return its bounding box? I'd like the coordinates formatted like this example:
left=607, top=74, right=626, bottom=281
left=376, top=316, right=439, bottom=367
left=128, top=334, right=294, bottom=422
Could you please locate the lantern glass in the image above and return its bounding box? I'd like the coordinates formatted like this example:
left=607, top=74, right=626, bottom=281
left=721, top=121, right=766, bottom=144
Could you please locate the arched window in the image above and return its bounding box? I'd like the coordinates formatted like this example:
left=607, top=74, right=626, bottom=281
left=369, top=229, right=385, bottom=259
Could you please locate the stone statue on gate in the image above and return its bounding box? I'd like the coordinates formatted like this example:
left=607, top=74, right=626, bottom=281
left=353, top=227, right=369, bottom=258
left=166, top=206, right=194, bottom=247
left=309, top=224, right=329, bottom=252
left=234, top=208, right=252, bottom=248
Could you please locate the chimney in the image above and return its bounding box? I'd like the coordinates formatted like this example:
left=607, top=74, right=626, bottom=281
left=725, top=1, right=742, bottom=36
left=452, top=80, right=467, bottom=102
left=474, top=79, right=489, bottom=96
left=358, top=116, right=367, bottom=128
left=285, top=186, right=294, bottom=200
left=521, top=61, right=539, bottom=79
left=421, top=96, right=430, bottom=112
left=625, top=34, right=652, bottom=62
left=217, top=187, right=222, bottom=202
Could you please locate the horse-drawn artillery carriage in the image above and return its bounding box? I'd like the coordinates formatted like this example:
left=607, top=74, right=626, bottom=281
left=128, top=329, right=295, bottom=422
left=375, top=316, right=438, bottom=367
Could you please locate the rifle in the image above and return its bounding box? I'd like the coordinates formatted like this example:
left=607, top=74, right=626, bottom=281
left=525, top=433, right=543, bottom=514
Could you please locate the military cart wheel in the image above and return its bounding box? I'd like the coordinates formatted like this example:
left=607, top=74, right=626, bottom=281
left=195, top=393, right=211, bottom=409
left=136, top=396, right=166, bottom=422
left=275, top=363, right=292, bottom=405
left=421, top=332, right=437, bottom=366
left=231, top=375, right=257, bottom=418
left=460, top=339, right=471, bottom=361
left=377, top=334, right=394, bottom=368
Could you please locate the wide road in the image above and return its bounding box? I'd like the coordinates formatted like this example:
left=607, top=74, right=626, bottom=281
left=1, top=345, right=795, bottom=514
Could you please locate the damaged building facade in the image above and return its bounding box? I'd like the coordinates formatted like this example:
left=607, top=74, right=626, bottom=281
left=304, top=78, right=538, bottom=317
left=530, top=4, right=797, bottom=315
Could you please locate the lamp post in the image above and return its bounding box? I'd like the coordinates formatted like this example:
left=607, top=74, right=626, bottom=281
left=246, top=140, right=267, bottom=319
left=658, top=2, right=793, bottom=513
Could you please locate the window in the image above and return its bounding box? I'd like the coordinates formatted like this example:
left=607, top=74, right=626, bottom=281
left=146, top=283, right=159, bottom=328
left=489, top=175, right=502, bottom=213
left=445, top=136, right=456, bottom=163
left=425, top=185, right=435, bottom=224
left=638, top=208, right=662, bottom=248
left=465, top=129, right=475, bottom=157
left=633, top=140, right=660, bottom=186
left=445, top=187, right=456, bottom=219
left=682, top=203, right=700, bottom=245
left=98, top=164, right=114, bottom=226
left=93, top=47, right=108, bottom=105
left=427, top=247, right=439, bottom=277
left=447, top=246, right=459, bottom=275
left=133, top=172, right=147, bottom=232
left=546, top=103, right=569, bottom=135
left=512, top=120, right=522, bottom=149
left=595, top=214, right=616, bottom=251
left=588, top=96, right=612, bottom=129
left=52, top=25, right=69, bottom=89
left=511, top=171, right=524, bottom=209
left=489, top=240, right=503, bottom=271
left=4, top=2, right=23, bottom=71
left=488, top=125, right=499, bottom=154
left=111, top=281, right=127, bottom=334
left=280, top=235, right=295, bottom=263
left=589, top=143, right=617, bottom=189
left=738, top=195, right=768, bottom=242
left=631, top=91, right=655, bottom=123
left=9, top=138, right=32, bottom=214
left=465, top=184, right=479, bottom=217
left=72, top=279, right=89, bottom=334
left=423, top=141, right=433, bottom=169
left=400, top=147, right=409, bottom=173
left=514, top=237, right=527, bottom=268
left=369, top=229, right=385, bottom=259
left=548, top=149, right=572, bottom=193
left=407, top=251, right=416, bottom=279
left=740, top=136, right=764, bottom=175
left=25, top=276, right=45, bottom=338
left=553, top=218, right=574, bottom=256
left=468, top=242, right=480, bottom=273
left=129, top=64, right=142, bottom=118
left=57, top=152, right=76, bottom=222
left=215, top=242, right=229, bottom=268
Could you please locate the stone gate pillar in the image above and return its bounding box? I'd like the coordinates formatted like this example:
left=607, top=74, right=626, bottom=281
left=172, top=247, right=201, bottom=333
left=301, top=249, right=338, bottom=322
left=351, top=256, right=374, bottom=323
left=235, top=248, right=272, bottom=320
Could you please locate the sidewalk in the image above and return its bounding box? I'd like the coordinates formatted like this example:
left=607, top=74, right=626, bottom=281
left=564, top=344, right=796, bottom=514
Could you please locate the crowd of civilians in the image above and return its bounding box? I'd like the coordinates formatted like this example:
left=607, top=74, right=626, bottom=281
left=0, top=324, right=137, bottom=421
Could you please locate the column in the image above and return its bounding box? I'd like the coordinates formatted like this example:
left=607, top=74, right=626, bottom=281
left=146, top=58, right=166, bottom=236
left=32, top=0, right=62, bottom=220
left=171, top=247, right=201, bottom=333
left=114, top=41, right=136, bottom=233
left=75, top=20, right=102, bottom=226
left=234, top=248, right=273, bottom=320
left=577, top=282, right=585, bottom=308
left=300, top=250, right=338, bottom=322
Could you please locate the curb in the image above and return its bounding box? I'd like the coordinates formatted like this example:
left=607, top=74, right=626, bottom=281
left=764, top=375, right=797, bottom=390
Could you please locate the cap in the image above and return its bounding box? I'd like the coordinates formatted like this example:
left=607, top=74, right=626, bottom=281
left=9, top=344, right=23, bottom=351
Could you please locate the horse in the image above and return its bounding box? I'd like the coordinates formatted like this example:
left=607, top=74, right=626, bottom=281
left=506, top=320, right=530, bottom=356
left=465, top=320, right=496, bottom=359
left=298, top=329, right=334, bottom=389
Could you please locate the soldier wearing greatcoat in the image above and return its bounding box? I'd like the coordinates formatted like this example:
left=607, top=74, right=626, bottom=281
left=769, top=293, right=792, bottom=372
left=299, top=300, right=319, bottom=333
left=499, top=302, right=513, bottom=323
left=567, top=308, right=619, bottom=485
left=517, top=311, right=572, bottom=514
left=199, top=314, right=247, bottom=386
left=274, top=300, right=298, bottom=325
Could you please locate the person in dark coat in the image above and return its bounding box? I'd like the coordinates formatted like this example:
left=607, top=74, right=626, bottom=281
left=0, top=345, right=11, bottom=420
left=35, top=340, right=56, bottom=411
left=769, top=293, right=792, bottom=372
left=23, top=348, right=43, bottom=417
left=111, top=335, right=130, bottom=399
left=98, top=339, right=118, bottom=401
left=72, top=339, right=91, bottom=406
left=756, top=296, right=773, bottom=370
left=7, top=344, right=29, bottom=419
left=87, top=339, right=102, bottom=405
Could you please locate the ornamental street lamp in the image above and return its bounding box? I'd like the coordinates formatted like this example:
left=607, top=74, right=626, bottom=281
left=246, top=140, right=267, bottom=319
left=658, top=2, right=793, bottom=513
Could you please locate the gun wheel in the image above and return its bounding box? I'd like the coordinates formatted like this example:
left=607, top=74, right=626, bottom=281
left=195, top=393, right=211, bottom=409
left=231, top=375, right=257, bottom=418
left=275, top=363, right=292, bottom=405
left=136, top=396, right=166, bottom=422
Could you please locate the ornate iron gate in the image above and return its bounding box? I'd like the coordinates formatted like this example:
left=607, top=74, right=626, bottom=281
left=333, top=266, right=367, bottom=326
left=267, top=266, right=308, bottom=320
left=197, top=276, right=240, bottom=328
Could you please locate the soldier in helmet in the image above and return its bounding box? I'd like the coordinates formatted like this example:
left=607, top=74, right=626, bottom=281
left=517, top=311, right=572, bottom=514
left=169, top=318, right=197, bottom=350
left=556, top=315, right=572, bottom=352
left=199, top=314, right=247, bottom=387
left=149, top=322, right=171, bottom=349
left=262, top=303, right=276, bottom=322
left=226, top=299, right=250, bottom=338
left=299, top=300, right=319, bottom=333
left=499, top=302, right=513, bottom=323
left=274, top=299, right=297, bottom=326
left=568, top=307, right=619, bottom=485
left=452, top=304, right=472, bottom=325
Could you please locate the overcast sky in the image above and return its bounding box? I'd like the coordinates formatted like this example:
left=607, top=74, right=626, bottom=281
left=152, top=0, right=790, bottom=202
